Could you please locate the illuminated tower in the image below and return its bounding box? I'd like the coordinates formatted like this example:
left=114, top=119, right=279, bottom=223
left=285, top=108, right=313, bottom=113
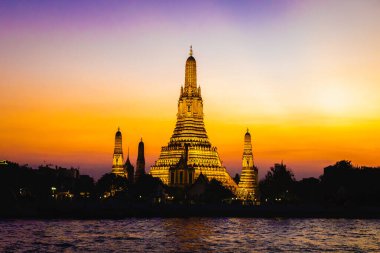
left=111, top=127, right=126, bottom=177
left=237, top=129, right=258, bottom=200
left=135, top=138, right=145, bottom=181
left=150, top=47, right=237, bottom=190
left=124, top=148, right=134, bottom=183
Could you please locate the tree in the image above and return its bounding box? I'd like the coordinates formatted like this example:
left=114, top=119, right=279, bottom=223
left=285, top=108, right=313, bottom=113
left=96, top=173, right=129, bottom=198
left=295, top=177, right=321, bottom=203
left=129, top=174, right=164, bottom=201
left=259, top=162, right=296, bottom=204
left=204, top=179, right=234, bottom=203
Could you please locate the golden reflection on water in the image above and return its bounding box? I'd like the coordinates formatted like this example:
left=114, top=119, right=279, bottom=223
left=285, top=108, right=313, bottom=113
left=0, top=218, right=379, bottom=252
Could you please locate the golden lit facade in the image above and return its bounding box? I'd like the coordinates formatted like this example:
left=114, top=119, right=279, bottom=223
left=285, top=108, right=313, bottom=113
left=237, top=130, right=258, bottom=200
left=150, top=47, right=237, bottom=190
left=168, top=144, right=195, bottom=187
left=111, top=127, right=126, bottom=177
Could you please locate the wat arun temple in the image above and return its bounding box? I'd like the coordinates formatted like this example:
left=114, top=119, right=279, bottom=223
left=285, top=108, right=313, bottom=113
left=150, top=47, right=248, bottom=193
left=112, top=47, right=258, bottom=200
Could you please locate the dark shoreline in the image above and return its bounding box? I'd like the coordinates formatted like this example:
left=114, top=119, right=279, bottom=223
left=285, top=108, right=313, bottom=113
left=1, top=202, right=380, bottom=219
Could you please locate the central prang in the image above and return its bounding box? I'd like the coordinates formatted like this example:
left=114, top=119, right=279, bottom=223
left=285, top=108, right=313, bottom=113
left=150, top=47, right=237, bottom=190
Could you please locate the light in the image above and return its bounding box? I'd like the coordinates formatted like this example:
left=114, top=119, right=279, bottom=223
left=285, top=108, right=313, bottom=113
left=313, top=82, right=354, bottom=115
left=51, top=187, right=56, bottom=191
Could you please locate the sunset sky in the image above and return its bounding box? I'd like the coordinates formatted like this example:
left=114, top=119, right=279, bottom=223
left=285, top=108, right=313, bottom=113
left=1, top=1, right=380, bottom=179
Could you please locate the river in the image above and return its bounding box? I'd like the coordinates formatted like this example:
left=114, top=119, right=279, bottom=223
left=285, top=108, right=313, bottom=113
left=0, top=218, right=379, bottom=252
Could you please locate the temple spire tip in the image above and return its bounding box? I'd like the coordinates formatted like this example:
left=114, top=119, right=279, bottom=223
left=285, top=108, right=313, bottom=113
left=189, top=45, right=193, bottom=56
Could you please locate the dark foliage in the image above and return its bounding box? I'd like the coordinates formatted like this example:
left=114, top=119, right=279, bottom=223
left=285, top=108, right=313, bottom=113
left=127, top=174, right=164, bottom=201
left=321, top=160, right=380, bottom=206
left=96, top=173, right=129, bottom=198
left=295, top=177, right=322, bottom=204
left=1, top=159, right=380, bottom=208
left=0, top=161, right=95, bottom=202
left=259, top=163, right=297, bottom=204
left=203, top=179, right=234, bottom=203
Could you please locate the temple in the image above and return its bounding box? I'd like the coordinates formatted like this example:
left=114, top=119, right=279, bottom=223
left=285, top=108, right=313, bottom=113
left=111, top=127, right=126, bottom=177
left=150, top=47, right=237, bottom=190
left=124, top=148, right=134, bottom=183
left=237, top=129, right=258, bottom=201
left=135, top=138, right=146, bottom=181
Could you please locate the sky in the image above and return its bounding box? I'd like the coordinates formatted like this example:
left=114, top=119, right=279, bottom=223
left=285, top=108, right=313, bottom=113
left=1, top=0, right=380, bottom=180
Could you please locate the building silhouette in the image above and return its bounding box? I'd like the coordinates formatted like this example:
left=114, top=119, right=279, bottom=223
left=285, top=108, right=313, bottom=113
left=150, top=47, right=237, bottom=190
left=135, top=138, right=146, bottom=181
left=237, top=129, right=258, bottom=200
left=124, top=148, right=134, bottom=183
left=111, top=127, right=126, bottom=177
left=168, top=143, right=195, bottom=187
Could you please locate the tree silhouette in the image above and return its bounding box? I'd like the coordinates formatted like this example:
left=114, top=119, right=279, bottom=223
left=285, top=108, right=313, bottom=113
left=129, top=174, right=164, bottom=201
left=259, top=162, right=296, bottom=203
left=96, top=173, right=129, bottom=198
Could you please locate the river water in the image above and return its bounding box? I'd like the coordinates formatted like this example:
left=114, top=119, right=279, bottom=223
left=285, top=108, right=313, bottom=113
left=0, top=218, right=379, bottom=252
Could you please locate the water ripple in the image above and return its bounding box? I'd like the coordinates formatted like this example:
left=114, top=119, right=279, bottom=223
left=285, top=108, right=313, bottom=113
left=0, top=218, right=379, bottom=252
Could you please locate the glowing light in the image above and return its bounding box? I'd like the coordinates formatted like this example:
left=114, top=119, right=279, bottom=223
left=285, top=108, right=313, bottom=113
left=313, top=81, right=354, bottom=115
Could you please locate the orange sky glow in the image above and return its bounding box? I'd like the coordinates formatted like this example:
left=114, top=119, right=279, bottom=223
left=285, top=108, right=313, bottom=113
left=1, top=1, right=380, bottom=179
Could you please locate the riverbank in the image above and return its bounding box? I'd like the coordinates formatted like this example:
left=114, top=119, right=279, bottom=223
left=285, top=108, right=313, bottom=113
left=1, top=201, right=380, bottom=219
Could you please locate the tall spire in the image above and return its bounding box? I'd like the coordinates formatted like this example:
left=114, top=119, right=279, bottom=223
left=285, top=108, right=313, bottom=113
left=185, top=46, right=197, bottom=91
left=114, top=128, right=123, bottom=155
left=237, top=129, right=258, bottom=201
left=244, top=130, right=253, bottom=157
left=135, top=138, right=146, bottom=181
left=112, top=128, right=125, bottom=177
left=150, top=48, right=237, bottom=191
left=124, top=146, right=134, bottom=183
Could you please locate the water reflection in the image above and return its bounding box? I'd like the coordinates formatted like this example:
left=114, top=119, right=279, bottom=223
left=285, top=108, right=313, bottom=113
left=0, top=218, right=379, bottom=252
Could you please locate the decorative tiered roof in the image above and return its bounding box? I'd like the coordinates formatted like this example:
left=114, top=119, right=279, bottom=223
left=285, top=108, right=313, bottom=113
left=237, top=129, right=258, bottom=200
left=112, top=127, right=126, bottom=177
left=150, top=47, right=237, bottom=190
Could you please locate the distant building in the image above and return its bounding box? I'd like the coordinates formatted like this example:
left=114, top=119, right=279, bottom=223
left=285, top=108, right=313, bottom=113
left=111, top=127, right=126, bottom=177
left=124, top=148, right=135, bottom=183
left=150, top=47, right=237, bottom=191
left=237, top=129, right=258, bottom=201
left=135, top=138, right=146, bottom=181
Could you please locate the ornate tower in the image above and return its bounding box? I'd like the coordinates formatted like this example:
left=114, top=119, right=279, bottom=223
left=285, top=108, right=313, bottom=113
left=237, top=129, right=258, bottom=200
left=135, top=138, right=146, bottom=181
left=150, top=47, right=237, bottom=190
left=124, top=148, right=134, bottom=183
left=111, top=127, right=126, bottom=176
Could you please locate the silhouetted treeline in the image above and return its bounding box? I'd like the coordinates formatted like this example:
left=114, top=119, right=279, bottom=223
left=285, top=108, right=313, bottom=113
left=259, top=160, right=380, bottom=206
left=0, top=162, right=165, bottom=203
left=0, top=162, right=95, bottom=202
left=1, top=160, right=380, bottom=207
left=0, top=161, right=233, bottom=205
